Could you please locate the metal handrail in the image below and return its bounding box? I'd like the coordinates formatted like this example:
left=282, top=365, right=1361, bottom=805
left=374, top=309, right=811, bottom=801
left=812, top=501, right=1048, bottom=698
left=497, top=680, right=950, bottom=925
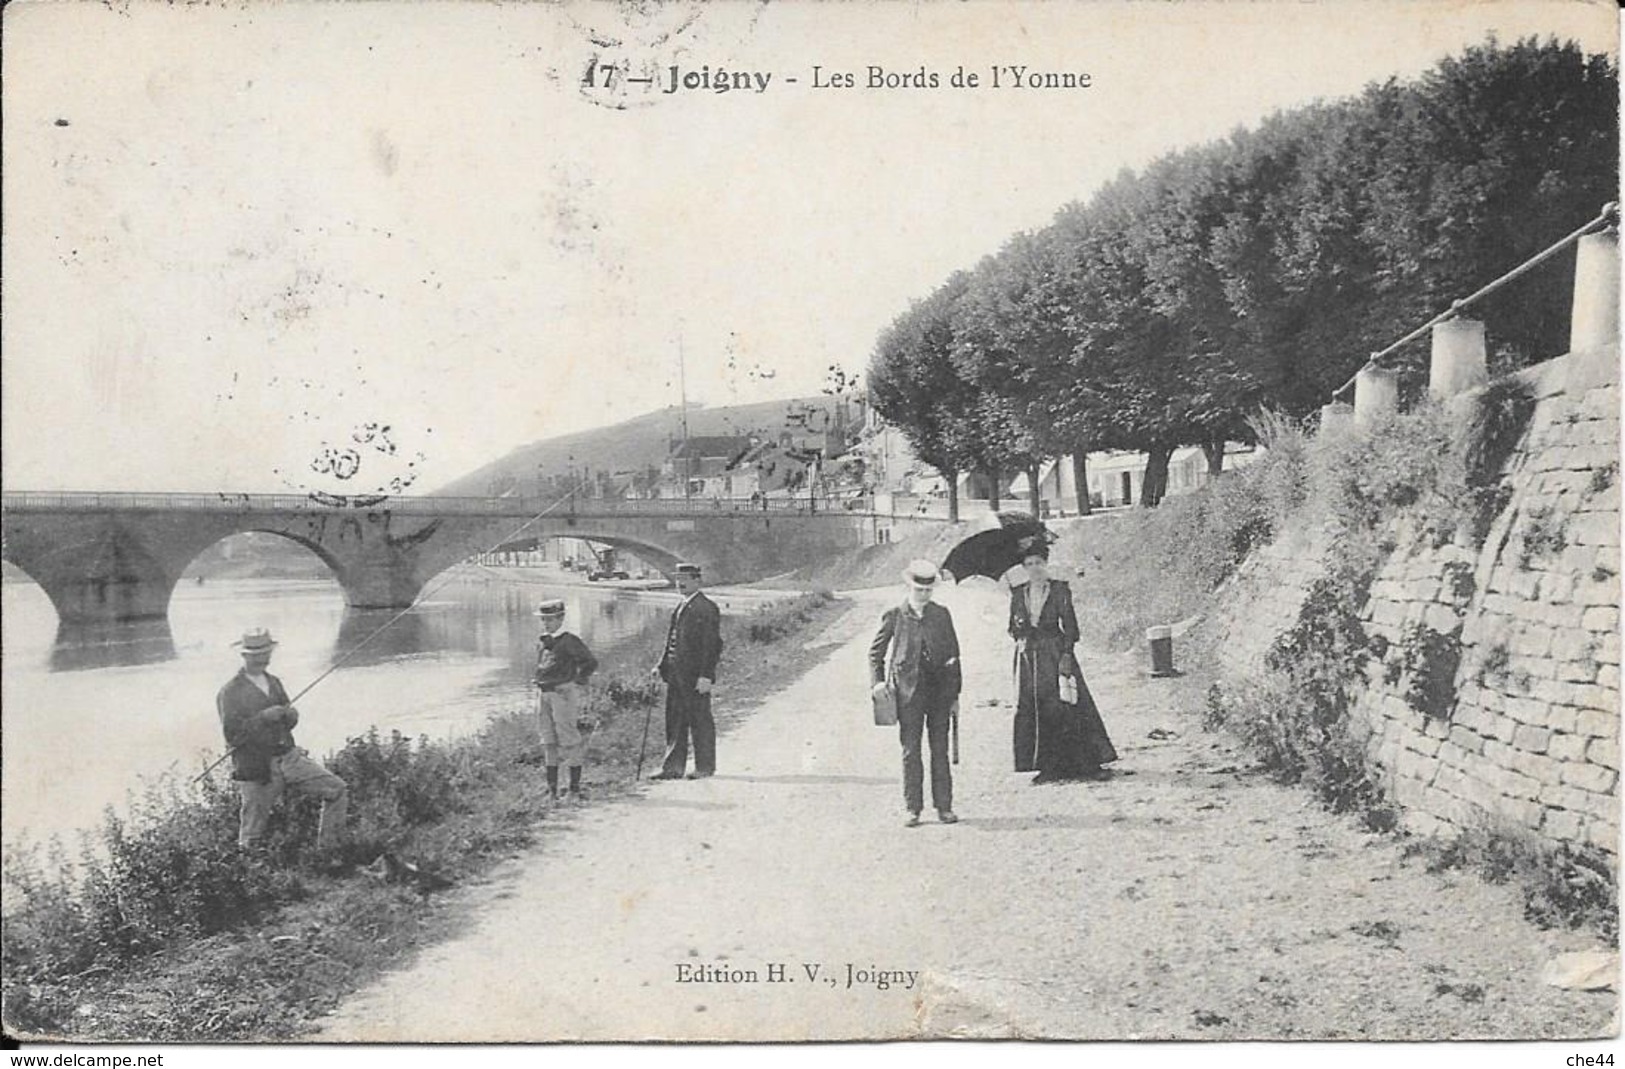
left=1330, top=201, right=1619, bottom=400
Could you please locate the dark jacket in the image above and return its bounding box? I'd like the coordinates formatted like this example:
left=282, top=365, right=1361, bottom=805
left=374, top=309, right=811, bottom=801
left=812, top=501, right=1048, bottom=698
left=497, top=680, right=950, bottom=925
left=1008, top=579, right=1080, bottom=647
left=217, top=670, right=298, bottom=783
left=535, top=631, right=598, bottom=691
left=869, top=600, right=962, bottom=707
left=658, top=592, right=723, bottom=689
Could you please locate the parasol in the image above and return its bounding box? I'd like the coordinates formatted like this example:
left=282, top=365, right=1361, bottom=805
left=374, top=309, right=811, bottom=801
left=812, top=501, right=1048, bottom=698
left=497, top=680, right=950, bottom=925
left=940, top=511, right=1057, bottom=583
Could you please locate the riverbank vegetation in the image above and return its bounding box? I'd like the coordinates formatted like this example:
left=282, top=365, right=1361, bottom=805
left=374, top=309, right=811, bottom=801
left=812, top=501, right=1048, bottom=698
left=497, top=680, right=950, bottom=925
left=1, top=591, right=840, bottom=1041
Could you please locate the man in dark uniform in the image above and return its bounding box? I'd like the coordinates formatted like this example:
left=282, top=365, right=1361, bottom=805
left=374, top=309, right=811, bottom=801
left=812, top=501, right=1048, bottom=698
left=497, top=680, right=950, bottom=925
left=217, top=628, right=348, bottom=853
left=533, top=598, right=599, bottom=804
left=650, top=562, right=723, bottom=780
left=870, top=560, right=962, bottom=827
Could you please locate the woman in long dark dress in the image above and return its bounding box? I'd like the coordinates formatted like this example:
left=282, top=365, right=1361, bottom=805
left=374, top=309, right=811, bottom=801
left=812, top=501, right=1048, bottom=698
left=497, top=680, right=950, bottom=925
left=1008, top=541, right=1118, bottom=783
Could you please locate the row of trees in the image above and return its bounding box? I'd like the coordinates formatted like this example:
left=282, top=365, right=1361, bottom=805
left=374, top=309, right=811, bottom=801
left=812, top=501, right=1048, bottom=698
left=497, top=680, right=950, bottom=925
left=868, top=38, right=1618, bottom=518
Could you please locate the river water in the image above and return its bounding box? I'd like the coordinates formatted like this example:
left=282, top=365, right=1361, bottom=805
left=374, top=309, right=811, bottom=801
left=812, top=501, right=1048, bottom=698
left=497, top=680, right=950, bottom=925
left=1, top=568, right=778, bottom=849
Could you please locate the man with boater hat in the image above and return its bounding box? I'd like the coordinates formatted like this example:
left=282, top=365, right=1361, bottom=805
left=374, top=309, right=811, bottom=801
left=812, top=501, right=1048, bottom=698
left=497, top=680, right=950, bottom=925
left=533, top=598, right=599, bottom=803
left=650, top=562, right=723, bottom=780
left=217, top=628, right=348, bottom=854
left=870, top=560, right=962, bottom=826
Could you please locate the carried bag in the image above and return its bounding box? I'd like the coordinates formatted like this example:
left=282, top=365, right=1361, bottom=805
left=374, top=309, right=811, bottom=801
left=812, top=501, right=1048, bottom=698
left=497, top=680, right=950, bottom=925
left=1058, top=674, right=1079, bottom=705
left=872, top=683, right=899, bottom=726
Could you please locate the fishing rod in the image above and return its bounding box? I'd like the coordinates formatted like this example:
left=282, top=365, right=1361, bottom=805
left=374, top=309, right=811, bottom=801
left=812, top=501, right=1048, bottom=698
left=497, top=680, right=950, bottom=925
left=195, top=477, right=598, bottom=783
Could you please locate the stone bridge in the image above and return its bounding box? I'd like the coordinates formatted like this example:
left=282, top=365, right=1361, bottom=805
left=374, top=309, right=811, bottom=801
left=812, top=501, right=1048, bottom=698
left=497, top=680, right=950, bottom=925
left=0, top=492, right=894, bottom=624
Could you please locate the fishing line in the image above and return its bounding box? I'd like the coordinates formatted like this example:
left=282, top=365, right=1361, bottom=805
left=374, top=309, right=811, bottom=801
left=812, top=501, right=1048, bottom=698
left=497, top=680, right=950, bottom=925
left=197, top=476, right=600, bottom=781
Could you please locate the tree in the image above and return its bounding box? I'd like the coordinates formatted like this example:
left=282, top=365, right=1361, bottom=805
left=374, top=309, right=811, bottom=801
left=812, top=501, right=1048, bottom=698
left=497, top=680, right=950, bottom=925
left=868, top=273, right=979, bottom=522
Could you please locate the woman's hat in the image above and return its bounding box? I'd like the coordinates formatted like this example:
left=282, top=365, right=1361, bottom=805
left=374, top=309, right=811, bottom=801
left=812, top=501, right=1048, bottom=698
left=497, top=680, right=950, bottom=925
left=535, top=599, right=567, bottom=617
left=233, top=628, right=277, bottom=653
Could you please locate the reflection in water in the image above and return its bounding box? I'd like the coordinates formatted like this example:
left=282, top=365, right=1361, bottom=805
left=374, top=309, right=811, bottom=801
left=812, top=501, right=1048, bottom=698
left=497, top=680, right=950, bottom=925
left=51, top=618, right=178, bottom=672
left=2, top=574, right=692, bottom=846
left=332, top=610, right=430, bottom=669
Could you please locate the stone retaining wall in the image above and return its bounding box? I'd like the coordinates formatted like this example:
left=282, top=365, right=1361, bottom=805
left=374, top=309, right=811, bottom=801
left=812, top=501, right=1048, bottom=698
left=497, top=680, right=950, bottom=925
left=1212, top=353, right=1620, bottom=856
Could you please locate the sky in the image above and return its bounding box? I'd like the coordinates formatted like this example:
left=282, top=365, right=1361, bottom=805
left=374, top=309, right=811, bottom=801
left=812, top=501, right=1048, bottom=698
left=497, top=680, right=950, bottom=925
left=2, top=0, right=1617, bottom=495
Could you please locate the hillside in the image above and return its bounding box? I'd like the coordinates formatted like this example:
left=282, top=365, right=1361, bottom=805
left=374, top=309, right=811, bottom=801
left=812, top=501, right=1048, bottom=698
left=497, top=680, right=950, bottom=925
left=435, top=395, right=850, bottom=497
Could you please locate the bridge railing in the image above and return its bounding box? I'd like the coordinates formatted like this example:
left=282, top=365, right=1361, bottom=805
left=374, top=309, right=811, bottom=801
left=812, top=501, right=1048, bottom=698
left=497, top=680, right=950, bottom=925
left=0, top=489, right=890, bottom=519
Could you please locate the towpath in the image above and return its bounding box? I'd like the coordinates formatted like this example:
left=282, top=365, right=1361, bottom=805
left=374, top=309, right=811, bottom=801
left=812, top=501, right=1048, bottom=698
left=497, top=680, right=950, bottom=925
left=317, top=583, right=1614, bottom=1041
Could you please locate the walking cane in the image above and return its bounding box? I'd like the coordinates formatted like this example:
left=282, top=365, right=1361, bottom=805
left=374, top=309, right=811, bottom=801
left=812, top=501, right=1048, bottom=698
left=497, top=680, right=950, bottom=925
left=635, top=681, right=655, bottom=780
left=950, top=698, right=960, bottom=765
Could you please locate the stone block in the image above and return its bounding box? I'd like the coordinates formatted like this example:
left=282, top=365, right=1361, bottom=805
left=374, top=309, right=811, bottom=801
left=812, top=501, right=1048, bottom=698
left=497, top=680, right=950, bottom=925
left=1558, top=660, right=1602, bottom=685
left=1370, top=600, right=1405, bottom=628
left=1512, top=723, right=1553, bottom=755
left=1577, top=709, right=1618, bottom=737
left=1509, top=570, right=1542, bottom=601
left=1538, top=783, right=1592, bottom=812
left=1478, top=689, right=1507, bottom=714
left=1510, top=748, right=1562, bottom=786
left=1548, top=731, right=1590, bottom=762
left=1546, top=706, right=1581, bottom=734
left=1553, top=630, right=1599, bottom=664
left=1572, top=512, right=1620, bottom=548
left=1447, top=726, right=1483, bottom=756
left=1561, top=762, right=1618, bottom=794
left=1483, top=738, right=1513, bottom=766
left=1597, top=632, right=1619, bottom=666
left=1586, top=820, right=1619, bottom=853
left=1500, top=797, right=1547, bottom=831
left=1544, top=808, right=1586, bottom=842
left=1574, top=690, right=1619, bottom=719
left=1452, top=702, right=1488, bottom=733
left=1500, top=767, right=1542, bottom=801
left=1599, top=665, right=1619, bottom=691
left=1540, top=569, right=1578, bottom=603
left=1396, top=748, right=1439, bottom=785
left=1573, top=789, right=1617, bottom=822
left=1486, top=713, right=1521, bottom=742
left=1582, top=606, right=1620, bottom=633
left=1586, top=736, right=1620, bottom=771
left=1532, top=678, right=1576, bottom=705
left=1424, top=603, right=1463, bottom=634
left=1510, top=625, right=1555, bottom=659
left=1581, top=578, right=1620, bottom=607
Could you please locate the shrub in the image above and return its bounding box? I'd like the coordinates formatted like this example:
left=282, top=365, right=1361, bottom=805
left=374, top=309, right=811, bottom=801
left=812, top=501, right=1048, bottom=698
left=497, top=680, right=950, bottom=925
left=1517, top=504, right=1568, bottom=568
left=1389, top=623, right=1465, bottom=721
left=1461, top=377, right=1537, bottom=489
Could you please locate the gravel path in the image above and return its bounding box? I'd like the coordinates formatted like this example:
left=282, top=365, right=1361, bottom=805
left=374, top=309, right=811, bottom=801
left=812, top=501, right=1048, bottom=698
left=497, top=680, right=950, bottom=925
left=316, top=583, right=1616, bottom=1041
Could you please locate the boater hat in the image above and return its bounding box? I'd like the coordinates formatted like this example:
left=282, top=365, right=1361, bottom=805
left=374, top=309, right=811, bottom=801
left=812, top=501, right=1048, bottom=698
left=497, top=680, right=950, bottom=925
left=233, top=628, right=277, bottom=653
left=535, top=599, right=566, bottom=617
left=903, top=560, right=940, bottom=586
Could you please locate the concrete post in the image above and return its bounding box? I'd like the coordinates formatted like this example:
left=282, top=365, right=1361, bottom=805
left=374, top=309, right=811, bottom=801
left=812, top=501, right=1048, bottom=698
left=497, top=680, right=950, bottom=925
left=1429, top=318, right=1488, bottom=399
left=1318, top=401, right=1354, bottom=436
left=1353, top=366, right=1400, bottom=427
left=1569, top=229, right=1620, bottom=390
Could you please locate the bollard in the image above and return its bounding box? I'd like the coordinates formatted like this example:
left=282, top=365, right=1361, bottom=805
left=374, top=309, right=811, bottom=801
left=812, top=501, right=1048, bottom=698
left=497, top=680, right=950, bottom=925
left=1568, top=229, right=1620, bottom=390
left=1428, top=318, right=1488, bottom=399
left=1146, top=625, right=1175, bottom=678
left=1353, top=366, right=1399, bottom=428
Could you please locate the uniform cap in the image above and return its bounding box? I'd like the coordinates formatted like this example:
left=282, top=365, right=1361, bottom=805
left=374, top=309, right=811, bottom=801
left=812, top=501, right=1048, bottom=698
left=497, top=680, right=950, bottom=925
left=535, top=599, right=567, bottom=617
left=674, top=563, right=702, bottom=578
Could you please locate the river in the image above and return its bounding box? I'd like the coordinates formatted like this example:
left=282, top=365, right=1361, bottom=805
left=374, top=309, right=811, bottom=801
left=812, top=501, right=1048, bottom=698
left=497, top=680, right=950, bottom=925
left=0, top=567, right=781, bottom=850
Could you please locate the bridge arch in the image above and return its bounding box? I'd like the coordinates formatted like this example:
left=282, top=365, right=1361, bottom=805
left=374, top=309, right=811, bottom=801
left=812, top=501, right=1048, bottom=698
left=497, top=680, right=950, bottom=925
left=176, top=529, right=351, bottom=588
left=490, top=530, right=689, bottom=578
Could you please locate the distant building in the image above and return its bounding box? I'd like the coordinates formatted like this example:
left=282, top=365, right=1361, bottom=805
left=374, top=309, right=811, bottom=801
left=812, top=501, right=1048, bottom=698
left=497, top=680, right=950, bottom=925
left=659, top=436, right=752, bottom=497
